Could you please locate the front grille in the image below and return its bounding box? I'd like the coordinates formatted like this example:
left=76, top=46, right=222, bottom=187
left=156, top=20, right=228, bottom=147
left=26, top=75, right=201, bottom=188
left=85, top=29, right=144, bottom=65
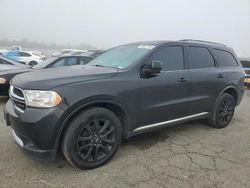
left=9, top=85, right=26, bottom=114
left=13, top=87, right=24, bottom=98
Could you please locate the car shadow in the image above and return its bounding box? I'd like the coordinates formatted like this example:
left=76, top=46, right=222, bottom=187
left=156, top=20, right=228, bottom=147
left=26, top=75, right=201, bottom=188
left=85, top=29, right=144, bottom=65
left=34, top=119, right=212, bottom=170
left=33, top=120, right=211, bottom=170
left=0, top=97, right=8, bottom=105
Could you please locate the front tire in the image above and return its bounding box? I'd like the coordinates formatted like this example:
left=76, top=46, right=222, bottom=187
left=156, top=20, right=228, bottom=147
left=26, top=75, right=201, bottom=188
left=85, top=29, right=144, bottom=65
left=61, top=107, right=122, bottom=169
left=208, top=93, right=235, bottom=128
left=28, top=61, right=38, bottom=66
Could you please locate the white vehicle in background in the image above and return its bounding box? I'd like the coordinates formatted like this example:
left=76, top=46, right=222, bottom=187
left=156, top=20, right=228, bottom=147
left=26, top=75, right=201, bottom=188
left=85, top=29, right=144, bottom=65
left=52, top=49, right=88, bottom=57
left=0, top=49, right=6, bottom=55
left=0, top=46, right=22, bottom=55
left=2, top=50, right=45, bottom=66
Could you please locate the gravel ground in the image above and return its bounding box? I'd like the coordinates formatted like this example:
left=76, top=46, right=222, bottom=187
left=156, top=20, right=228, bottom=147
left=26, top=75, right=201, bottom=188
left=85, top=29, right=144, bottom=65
left=0, top=90, right=250, bottom=188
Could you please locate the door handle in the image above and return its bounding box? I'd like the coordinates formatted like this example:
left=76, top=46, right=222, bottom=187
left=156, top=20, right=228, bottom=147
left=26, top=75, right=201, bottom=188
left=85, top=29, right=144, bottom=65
left=177, top=77, right=188, bottom=82
left=217, top=74, right=224, bottom=78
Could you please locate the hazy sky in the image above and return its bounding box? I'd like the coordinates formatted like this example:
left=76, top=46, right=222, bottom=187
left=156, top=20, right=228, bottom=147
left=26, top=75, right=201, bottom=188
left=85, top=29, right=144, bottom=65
left=0, top=0, right=249, bottom=57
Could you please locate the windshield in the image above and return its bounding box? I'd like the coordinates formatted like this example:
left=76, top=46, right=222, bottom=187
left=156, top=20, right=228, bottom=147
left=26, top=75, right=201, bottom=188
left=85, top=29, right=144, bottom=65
left=88, top=44, right=155, bottom=68
left=32, top=57, right=58, bottom=69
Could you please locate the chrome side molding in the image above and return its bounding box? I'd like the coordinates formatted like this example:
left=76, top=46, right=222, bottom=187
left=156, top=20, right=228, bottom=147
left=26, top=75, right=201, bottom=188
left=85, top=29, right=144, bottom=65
left=133, top=112, right=209, bottom=132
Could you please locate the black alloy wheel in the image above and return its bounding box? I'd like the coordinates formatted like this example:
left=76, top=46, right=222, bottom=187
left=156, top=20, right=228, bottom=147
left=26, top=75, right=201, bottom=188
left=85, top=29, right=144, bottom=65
left=62, top=107, right=122, bottom=169
left=76, top=118, right=116, bottom=162
left=209, top=93, right=235, bottom=128
left=217, top=97, right=234, bottom=126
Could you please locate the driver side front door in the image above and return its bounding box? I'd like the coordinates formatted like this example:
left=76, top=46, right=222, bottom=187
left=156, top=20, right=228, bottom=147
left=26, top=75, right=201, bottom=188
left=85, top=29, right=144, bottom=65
left=138, top=45, right=190, bottom=129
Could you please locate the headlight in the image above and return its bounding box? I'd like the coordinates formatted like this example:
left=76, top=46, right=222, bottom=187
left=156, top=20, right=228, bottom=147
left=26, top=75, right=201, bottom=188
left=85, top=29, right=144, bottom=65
left=0, top=78, right=6, bottom=84
left=23, top=90, right=62, bottom=108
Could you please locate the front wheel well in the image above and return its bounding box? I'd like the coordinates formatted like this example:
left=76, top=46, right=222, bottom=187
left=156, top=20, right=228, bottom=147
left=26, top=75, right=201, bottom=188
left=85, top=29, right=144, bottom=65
left=58, top=102, right=129, bottom=149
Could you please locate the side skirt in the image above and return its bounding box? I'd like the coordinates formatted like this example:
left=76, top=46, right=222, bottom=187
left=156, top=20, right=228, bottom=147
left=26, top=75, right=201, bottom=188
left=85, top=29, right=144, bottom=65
left=128, top=112, right=209, bottom=137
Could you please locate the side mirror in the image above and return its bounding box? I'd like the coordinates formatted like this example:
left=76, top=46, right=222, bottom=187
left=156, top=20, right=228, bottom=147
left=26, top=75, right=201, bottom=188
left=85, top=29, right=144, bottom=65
left=142, top=60, right=163, bottom=77
left=150, top=60, right=163, bottom=73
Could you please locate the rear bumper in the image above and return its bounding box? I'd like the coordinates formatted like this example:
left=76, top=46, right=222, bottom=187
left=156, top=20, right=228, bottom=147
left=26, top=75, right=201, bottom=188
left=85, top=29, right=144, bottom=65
left=4, top=99, right=65, bottom=161
left=244, top=77, right=250, bottom=87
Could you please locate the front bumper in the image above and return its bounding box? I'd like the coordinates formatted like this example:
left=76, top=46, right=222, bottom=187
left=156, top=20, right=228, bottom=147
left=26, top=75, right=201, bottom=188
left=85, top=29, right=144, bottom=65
left=4, top=99, right=65, bottom=161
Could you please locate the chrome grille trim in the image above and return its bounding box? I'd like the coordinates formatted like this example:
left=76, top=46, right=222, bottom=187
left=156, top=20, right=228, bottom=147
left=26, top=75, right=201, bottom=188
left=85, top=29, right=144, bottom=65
left=9, top=85, right=26, bottom=113
left=13, top=104, right=25, bottom=113
left=9, top=91, right=25, bottom=101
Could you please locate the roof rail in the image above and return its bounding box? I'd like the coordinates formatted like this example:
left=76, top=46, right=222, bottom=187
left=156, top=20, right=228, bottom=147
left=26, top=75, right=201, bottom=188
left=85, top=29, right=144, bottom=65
left=180, top=39, right=226, bottom=47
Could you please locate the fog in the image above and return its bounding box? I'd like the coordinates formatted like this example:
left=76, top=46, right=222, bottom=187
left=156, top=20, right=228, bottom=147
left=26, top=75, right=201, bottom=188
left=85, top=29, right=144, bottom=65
left=0, top=0, right=249, bottom=57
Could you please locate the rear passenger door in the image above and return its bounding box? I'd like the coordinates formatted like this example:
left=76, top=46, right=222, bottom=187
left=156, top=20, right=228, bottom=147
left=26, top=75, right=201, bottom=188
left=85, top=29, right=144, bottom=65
left=186, top=45, right=226, bottom=114
left=139, top=45, right=190, bottom=126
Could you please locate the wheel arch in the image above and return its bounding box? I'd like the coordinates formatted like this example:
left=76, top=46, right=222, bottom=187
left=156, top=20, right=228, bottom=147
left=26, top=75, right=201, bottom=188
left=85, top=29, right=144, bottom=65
left=54, top=99, right=130, bottom=151
left=208, top=85, right=238, bottom=128
left=212, top=85, right=239, bottom=113
left=222, top=86, right=238, bottom=105
left=28, top=60, right=38, bottom=66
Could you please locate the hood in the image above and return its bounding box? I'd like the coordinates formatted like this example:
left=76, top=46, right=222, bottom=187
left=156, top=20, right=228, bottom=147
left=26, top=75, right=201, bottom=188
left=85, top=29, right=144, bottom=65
left=0, top=65, right=17, bottom=71
left=0, top=68, right=31, bottom=83
left=0, top=68, right=31, bottom=75
left=0, top=65, right=25, bottom=72
left=11, top=65, right=118, bottom=90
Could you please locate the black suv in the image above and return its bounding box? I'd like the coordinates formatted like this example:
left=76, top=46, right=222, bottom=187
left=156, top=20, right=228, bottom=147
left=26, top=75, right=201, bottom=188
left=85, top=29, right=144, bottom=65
left=4, top=40, right=245, bottom=169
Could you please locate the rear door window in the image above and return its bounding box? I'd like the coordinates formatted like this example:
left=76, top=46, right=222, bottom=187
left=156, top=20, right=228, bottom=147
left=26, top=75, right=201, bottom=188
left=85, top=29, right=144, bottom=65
left=213, top=49, right=238, bottom=67
left=187, top=46, right=215, bottom=69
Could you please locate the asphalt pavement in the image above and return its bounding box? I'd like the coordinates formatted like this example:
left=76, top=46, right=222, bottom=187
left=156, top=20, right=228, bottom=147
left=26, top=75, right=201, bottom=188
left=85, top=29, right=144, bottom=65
left=0, top=90, right=250, bottom=188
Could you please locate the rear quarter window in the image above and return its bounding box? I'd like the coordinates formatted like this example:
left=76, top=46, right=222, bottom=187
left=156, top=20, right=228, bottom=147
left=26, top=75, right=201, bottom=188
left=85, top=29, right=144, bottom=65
left=213, top=49, right=238, bottom=67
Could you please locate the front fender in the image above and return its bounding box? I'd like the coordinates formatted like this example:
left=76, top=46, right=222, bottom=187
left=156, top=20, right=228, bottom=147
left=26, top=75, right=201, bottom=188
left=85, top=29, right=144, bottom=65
left=53, top=97, right=130, bottom=150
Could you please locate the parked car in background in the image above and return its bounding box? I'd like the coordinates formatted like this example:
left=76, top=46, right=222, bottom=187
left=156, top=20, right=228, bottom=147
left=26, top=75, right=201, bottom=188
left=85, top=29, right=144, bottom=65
left=81, top=50, right=105, bottom=58
left=0, top=46, right=22, bottom=55
left=0, top=55, right=94, bottom=96
left=0, top=55, right=27, bottom=70
left=32, top=54, right=94, bottom=69
left=0, top=49, right=6, bottom=55
left=4, top=40, right=245, bottom=169
left=52, top=49, right=88, bottom=57
left=2, top=50, right=45, bottom=66
left=9, top=46, right=22, bottom=51
left=240, top=59, right=250, bottom=87
left=0, top=55, right=27, bottom=95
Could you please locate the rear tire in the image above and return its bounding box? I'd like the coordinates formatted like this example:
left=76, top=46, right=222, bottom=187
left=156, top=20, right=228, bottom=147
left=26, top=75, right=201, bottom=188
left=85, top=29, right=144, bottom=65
left=208, top=93, right=235, bottom=128
left=61, top=107, right=122, bottom=169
